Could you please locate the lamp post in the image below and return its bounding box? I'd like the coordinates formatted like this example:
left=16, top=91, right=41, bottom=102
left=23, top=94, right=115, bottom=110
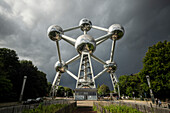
left=133, top=91, right=136, bottom=103
left=19, top=76, right=27, bottom=102
left=146, top=75, right=155, bottom=104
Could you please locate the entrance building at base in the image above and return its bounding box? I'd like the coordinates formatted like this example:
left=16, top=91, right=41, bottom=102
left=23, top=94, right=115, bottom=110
left=74, top=88, right=97, bottom=100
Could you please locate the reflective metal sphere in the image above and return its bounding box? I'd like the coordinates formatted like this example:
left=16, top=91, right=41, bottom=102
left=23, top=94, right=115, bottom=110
left=108, top=24, right=124, bottom=40
left=54, top=61, right=68, bottom=73
left=104, top=60, right=117, bottom=73
left=79, top=18, right=92, bottom=31
left=75, top=34, right=96, bottom=54
left=47, top=25, right=63, bottom=41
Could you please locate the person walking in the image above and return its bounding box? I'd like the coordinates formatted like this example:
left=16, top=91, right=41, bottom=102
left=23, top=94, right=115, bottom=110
left=155, top=98, right=158, bottom=107
left=158, top=99, right=161, bottom=107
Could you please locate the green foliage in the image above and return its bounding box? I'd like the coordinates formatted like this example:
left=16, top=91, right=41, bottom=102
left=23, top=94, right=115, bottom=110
left=57, top=86, right=65, bottom=97
left=0, top=76, right=13, bottom=101
left=98, top=84, right=110, bottom=95
left=64, top=87, right=73, bottom=97
left=103, top=104, right=142, bottom=113
left=0, top=48, right=20, bottom=101
left=118, top=41, right=170, bottom=99
left=55, top=86, right=73, bottom=97
left=93, top=104, right=142, bottom=113
left=47, top=82, right=52, bottom=96
left=22, top=103, right=67, bottom=113
left=139, top=41, right=170, bottom=99
left=20, top=60, right=48, bottom=99
left=118, top=74, right=141, bottom=97
left=0, top=48, right=49, bottom=102
left=93, top=105, right=97, bottom=111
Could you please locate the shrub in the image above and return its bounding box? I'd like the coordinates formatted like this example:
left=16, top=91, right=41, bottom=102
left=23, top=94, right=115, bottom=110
left=93, top=104, right=142, bottom=113
left=22, top=103, right=67, bottom=113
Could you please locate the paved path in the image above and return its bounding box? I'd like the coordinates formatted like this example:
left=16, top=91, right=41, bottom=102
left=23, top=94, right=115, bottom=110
left=72, top=101, right=97, bottom=113
left=72, top=106, right=97, bottom=113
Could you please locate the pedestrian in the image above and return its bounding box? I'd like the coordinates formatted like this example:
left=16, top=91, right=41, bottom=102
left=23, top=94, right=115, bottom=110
left=158, top=99, right=161, bottom=107
left=155, top=98, right=158, bottom=106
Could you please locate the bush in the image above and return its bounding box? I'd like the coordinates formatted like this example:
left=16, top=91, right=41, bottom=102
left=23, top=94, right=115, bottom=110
left=22, top=103, right=67, bottom=113
left=94, top=104, right=143, bottom=113
left=93, top=105, right=97, bottom=111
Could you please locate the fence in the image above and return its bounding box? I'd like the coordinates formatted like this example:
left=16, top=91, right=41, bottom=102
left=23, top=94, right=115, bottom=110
left=0, top=100, right=76, bottom=113
left=93, top=101, right=170, bottom=113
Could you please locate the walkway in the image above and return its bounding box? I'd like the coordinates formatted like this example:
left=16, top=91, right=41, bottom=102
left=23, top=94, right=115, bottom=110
left=72, top=101, right=97, bottom=113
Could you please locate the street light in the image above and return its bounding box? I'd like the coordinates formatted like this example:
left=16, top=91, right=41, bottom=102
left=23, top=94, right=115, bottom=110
left=146, top=75, right=155, bottom=104
left=133, top=91, right=136, bottom=103
left=19, top=76, right=27, bottom=102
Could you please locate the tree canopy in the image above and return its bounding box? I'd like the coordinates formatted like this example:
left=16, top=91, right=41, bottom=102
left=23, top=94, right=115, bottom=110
left=118, top=41, right=170, bottom=99
left=56, top=86, right=73, bottom=97
left=0, top=48, right=49, bottom=102
left=139, top=41, right=170, bottom=99
left=98, top=84, right=110, bottom=95
left=118, top=74, right=142, bottom=97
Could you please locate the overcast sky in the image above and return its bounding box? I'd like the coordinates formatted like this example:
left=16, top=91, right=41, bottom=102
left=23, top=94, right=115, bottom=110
left=0, top=0, right=170, bottom=90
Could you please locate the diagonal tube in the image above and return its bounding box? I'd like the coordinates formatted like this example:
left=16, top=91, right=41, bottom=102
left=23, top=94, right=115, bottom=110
left=110, top=73, right=115, bottom=91
left=94, top=68, right=107, bottom=80
left=65, top=54, right=80, bottom=65
left=92, top=25, right=108, bottom=32
left=65, top=69, right=78, bottom=80
left=56, top=41, right=62, bottom=63
left=61, top=34, right=76, bottom=46
left=110, top=39, right=116, bottom=62
left=87, top=53, right=96, bottom=88
left=96, top=36, right=110, bottom=46
left=52, top=72, right=60, bottom=86
left=63, top=26, right=81, bottom=32
left=95, top=34, right=112, bottom=44
left=91, top=55, right=107, bottom=65
left=110, top=73, right=120, bottom=97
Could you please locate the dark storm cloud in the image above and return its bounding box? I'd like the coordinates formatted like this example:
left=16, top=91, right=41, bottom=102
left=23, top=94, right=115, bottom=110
left=0, top=0, right=170, bottom=90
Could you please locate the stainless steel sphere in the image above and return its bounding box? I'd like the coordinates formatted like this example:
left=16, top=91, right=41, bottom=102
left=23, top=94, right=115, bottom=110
left=54, top=61, right=68, bottom=73
left=75, top=34, right=96, bottom=54
left=47, top=25, right=63, bottom=41
left=108, top=24, right=124, bottom=40
left=79, top=18, right=92, bottom=31
left=104, top=60, right=117, bottom=73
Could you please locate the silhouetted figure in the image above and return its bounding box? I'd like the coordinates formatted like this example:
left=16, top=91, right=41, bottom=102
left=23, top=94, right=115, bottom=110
left=155, top=98, right=158, bottom=106
left=158, top=99, right=161, bottom=107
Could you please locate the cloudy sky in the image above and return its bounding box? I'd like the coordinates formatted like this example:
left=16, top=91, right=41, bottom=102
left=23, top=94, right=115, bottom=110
left=0, top=0, right=170, bottom=90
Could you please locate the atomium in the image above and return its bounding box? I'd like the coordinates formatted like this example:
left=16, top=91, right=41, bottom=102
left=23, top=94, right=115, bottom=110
left=79, top=18, right=92, bottom=31
left=47, top=18, right=125, bottom=100
left=54, top=61, right=68, bottom=73
left=75, top=34, right=96, bottom=54
left=108, top=24, right=124, bottom=40
left=47, top=25, right=63, bottom=41
left=104, top=60, right=117, bottom=73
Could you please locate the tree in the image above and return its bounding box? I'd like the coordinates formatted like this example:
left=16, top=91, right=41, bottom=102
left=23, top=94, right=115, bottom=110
left=57, top=86, right=65, bottom=97
left=0, top=48, right=49, bottom=101
left=118, top=75, right=129, bottom=96
left=19, top=60, right=48, bottom=100
left=139, top=41, right=170, bottom=99
left=64, top=87, right=73, bottom=97
left=47, top=82, right=52, bottom=96
left=0, top=48, right=20, bottom=101
left=98, top=84, right=110, bottom=95
left=0, top=76, right=13, bottom=102
left=118, top=74, right=141, bottom=97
